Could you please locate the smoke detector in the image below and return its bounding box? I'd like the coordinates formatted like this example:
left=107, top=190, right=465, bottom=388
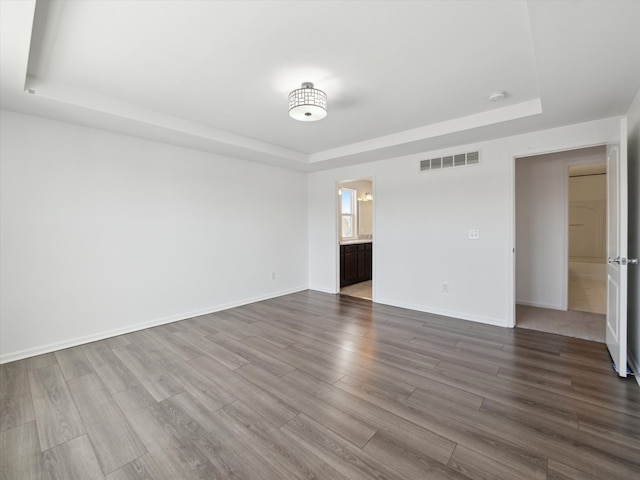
left=487, top=91, right=507, bottom=102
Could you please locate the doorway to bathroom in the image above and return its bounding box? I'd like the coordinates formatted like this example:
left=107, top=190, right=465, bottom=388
left=338, top=178, right=373, bottom=300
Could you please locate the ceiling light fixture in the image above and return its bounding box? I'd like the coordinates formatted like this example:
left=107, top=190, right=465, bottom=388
left=288, top=82, right=327, bottom=121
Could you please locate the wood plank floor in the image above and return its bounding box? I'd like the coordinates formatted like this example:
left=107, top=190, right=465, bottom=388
left=1, top=290, right=639, bottom=480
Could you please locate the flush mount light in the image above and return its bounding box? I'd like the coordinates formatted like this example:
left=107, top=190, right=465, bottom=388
left=288, top=82, right=327, bottom=121
left=487, top=91, right=507, bottom=102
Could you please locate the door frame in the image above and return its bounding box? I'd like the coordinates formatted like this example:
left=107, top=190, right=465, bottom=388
left=509, top=141, right=611, bottom=329
left=335, top=176, right=376, bottom=299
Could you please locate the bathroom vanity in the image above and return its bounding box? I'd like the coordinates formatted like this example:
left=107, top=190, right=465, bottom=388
left=340, top=240, right=372, bottom=287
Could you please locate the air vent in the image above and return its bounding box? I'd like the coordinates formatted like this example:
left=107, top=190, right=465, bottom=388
left=467, top=151, right=480, bottom=164
left=420, top=151, right=481, bottom=172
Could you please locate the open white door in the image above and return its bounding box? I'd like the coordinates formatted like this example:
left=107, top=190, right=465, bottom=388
left=606, top=117, right=631, bottom=377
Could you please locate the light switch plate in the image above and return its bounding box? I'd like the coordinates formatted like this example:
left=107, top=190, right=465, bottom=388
left=468, top=229, right=480, bottom=240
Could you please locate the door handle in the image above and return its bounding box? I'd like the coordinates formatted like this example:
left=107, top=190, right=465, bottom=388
left=608, top=257, right=639, bottom=265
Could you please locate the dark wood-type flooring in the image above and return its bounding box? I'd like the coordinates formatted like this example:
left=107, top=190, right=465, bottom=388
left=1, top=290, right=639, bottom=479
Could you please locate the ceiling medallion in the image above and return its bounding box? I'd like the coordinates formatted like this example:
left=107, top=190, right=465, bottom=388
left=288, top=82, right=327, bottom=122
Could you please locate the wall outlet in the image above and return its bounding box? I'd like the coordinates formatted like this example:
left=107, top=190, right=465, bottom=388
left=271, top=272, right=276, bottom=280
left=468, top=229, right=480, bottom=240
left=441, top=282, right=449, bottom=293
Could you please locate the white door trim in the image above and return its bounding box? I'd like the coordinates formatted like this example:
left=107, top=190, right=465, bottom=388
left=509, top=141, right=610, bottom=329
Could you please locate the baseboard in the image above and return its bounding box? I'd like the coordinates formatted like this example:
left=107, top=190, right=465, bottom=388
left=307, top=284, right=337, bottom=295
left=516, top=299, right=565, bottom=310
left=628, top=349, right=640, bottom=387
left=374, top=297, right=508, bottom=328
left=0, top=285, right=308, bottom=364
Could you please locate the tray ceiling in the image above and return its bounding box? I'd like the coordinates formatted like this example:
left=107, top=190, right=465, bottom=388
left=1, top=1, right=639, bottom=170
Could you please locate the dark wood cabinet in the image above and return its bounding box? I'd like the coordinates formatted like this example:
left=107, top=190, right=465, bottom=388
left=343, top=245, right=358, bottom=284
left=340, top=242, right=372, bottom=287
left=363, top=243, right=372, bottom=280
left=357, top=248, right=366, bottom=279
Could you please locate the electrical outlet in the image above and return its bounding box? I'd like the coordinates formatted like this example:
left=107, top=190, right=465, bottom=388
left=442, top=282, right=449, bottom=293
left=271, top=272, right=276, bottom=280
left=468, top=229, right=480, bottom=240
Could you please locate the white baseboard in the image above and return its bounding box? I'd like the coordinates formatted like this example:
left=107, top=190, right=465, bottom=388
left=628, top=349, right=640, bottom=387
left=307, top=284, right=337, bottom=295
left=516, top=299, right=565, bottom=310
left=0, top=285, right=308, bottom=364
left=374, top=297, right=508, bottom=328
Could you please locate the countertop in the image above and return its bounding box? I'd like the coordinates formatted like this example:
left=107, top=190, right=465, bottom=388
left=339, top=239, right=373, bottom=245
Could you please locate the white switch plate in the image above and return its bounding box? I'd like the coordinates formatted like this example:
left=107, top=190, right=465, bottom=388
left=468, top=229, right=480, bottom=240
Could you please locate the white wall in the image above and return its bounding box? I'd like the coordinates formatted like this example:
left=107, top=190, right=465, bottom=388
left=626, top=89, right=640, bottom=379
left=0, top=110, right=308, bottom=362
left=309, top=118, right=619, bottom=327
left=515, top=146, right=606, bottom=310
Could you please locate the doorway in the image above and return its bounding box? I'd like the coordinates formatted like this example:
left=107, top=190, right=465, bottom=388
left=515, top=146, right=607, bottom=342
left=568, top=163, right=607, bottom=315
left=338, top=178, right=373, bottom=300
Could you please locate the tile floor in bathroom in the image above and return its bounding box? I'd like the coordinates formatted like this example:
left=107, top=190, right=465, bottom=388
left=339, top=280, right=372, bottom=300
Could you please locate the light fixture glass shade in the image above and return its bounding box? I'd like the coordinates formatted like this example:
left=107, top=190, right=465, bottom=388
left=289, top=82, right=327, bottom=121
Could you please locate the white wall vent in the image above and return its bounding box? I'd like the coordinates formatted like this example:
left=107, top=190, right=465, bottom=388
left=420, top=151, right=481, bottom=172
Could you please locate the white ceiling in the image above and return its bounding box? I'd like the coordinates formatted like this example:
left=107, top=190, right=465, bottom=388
left=1, top=1, right=639, bottom=171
